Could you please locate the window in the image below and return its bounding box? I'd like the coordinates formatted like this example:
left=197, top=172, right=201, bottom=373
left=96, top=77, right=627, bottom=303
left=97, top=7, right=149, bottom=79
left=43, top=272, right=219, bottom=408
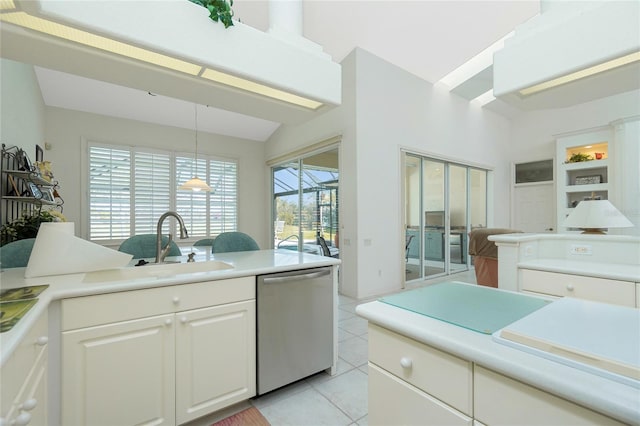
left=88, top=143, right=237, bottom=242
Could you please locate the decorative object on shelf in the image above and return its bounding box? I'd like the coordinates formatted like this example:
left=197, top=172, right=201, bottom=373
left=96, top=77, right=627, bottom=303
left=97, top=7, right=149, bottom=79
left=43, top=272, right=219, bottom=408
left=189, top=0, right=235, bottom=28
left=179, top=104, right=212, bottom=192
left=0, top=209, right=67, bottom=246
left=35, top=144, right=43, bottom=162
left=35, top=160, right=54, bottom=182
left=565, top=152, right=593, bottom=163
left=575, top=175, right=602, bottom=185
left=15, top=148, right=33, bottom=171
left=595, top=152, right=605, bottom=160
left=562, top=198, right=633, bottom=234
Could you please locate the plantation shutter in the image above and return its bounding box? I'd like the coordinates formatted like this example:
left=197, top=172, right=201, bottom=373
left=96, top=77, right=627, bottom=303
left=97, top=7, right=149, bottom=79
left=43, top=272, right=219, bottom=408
left=210, top=159, right=238, bottom=234
left=88, top=145, right=131, bottom=240
left=133, top=150, right=171, bottom=234
left=176, top=155, right=208, bottom=237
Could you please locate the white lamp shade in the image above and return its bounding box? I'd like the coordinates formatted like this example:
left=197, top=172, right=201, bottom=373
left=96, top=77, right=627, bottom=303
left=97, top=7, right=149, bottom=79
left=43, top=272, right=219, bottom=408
left=179, top=176, right=211, bottom=192
left=562, top=200, right=633, bottom=231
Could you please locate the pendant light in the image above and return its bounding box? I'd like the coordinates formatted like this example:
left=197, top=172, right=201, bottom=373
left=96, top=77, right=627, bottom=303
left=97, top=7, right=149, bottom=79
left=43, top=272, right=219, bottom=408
left=179, top=103, right=211, bottom=192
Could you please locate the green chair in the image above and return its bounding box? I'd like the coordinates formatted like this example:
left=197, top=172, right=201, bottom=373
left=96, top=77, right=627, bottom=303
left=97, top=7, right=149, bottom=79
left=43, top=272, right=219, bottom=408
left=0, top=238, right=36, bottom=268
left=211, top=232, right=259, bottom=253
left=118, top=234, right=181, bottom=259
left=193, top=238, right=215, bottom=247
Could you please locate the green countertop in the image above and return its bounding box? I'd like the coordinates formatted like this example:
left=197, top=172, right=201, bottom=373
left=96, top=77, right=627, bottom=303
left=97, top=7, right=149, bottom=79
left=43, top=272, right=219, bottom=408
left=379, top=282, right=550, bottom=334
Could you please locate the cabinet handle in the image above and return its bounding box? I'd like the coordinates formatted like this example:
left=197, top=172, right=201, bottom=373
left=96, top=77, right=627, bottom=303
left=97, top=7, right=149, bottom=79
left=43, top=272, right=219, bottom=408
left=566, top=284, right=575, bottom=291
left=164, top=319, right=172, bottom=326
left=400, top=357, right=413, bottom=369
left=35, top=336, right=48, bottom=346
left=12, top=412, right=31, bottom=425
left=18, top=399, right=37, bottom=411
left=180, top=316, right=188, bottom=324
left=172, top=297, right=180, bottom=304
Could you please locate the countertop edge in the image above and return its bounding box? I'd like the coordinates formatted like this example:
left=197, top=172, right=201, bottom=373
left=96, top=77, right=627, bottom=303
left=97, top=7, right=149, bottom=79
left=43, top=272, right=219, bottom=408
left=0, top=249, right=340, bottom=367
left=355, top=300, right=640, bottom=425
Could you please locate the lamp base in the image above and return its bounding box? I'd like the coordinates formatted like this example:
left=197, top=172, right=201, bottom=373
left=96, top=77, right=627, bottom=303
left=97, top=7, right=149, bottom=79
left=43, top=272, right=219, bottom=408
left=580, top=228, right=606, bottom=234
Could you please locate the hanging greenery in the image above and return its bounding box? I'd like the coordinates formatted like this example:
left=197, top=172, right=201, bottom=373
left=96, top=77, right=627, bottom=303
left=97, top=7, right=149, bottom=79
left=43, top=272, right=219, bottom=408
left=189, top=0, right=235, bottom=28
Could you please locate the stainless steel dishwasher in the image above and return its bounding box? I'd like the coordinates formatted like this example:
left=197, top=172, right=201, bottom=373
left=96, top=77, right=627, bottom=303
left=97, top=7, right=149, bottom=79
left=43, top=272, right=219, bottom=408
left=257, top=266, right=333, bottom=395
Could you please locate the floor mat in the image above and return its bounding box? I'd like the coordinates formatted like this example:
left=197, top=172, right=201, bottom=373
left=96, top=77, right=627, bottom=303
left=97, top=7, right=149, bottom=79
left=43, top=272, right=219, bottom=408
left=212, top=406, right=270, bottom=426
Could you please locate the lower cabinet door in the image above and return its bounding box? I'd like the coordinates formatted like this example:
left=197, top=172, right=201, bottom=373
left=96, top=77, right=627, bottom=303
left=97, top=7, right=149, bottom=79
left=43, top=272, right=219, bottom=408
left=175, top=300, right=256, bottom=425
left=62, top=314, right=176, bottom=426
left=369, top=363, right=472, bottom=426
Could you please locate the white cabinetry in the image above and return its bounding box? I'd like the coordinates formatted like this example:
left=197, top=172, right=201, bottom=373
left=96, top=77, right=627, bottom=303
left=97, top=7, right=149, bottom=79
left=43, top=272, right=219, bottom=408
left=474, top=366, right=624, bottom=426
left=0, top=311, right=48, bottom=426
left=520, top=269, right=636, bottom=307
left=61, top=277, right=255, bottom=426
left=556, top=127, right=612, bottom=233
left=367, top=324, right=472, bottom=425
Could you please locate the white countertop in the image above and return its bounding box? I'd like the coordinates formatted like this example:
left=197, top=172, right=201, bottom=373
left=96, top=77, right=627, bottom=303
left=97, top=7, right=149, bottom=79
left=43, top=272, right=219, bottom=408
left=0, top=249, right=340, bottom=366
left=356, top=291, right=640, bottom=425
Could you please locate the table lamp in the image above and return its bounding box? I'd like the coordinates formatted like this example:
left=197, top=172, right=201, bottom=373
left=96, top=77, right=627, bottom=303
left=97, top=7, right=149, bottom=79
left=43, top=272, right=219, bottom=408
left=562, top=199, right=633, bottom=234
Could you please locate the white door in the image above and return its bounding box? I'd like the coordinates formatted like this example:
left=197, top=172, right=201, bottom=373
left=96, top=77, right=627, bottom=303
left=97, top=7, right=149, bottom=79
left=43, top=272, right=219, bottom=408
left=513, top=183, right=555, bottom=232
left=175, top=300, right=256, bottom=425
left=62, top=314, right=176, bottom=426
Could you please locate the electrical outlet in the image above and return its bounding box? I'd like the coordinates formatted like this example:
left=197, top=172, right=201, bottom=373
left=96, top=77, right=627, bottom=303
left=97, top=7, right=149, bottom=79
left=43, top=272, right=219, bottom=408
left=570, top=244, right=592, bottom=255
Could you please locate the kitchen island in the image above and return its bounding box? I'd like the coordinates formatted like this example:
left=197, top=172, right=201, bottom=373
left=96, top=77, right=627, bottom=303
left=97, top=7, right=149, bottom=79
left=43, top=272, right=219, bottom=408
left=356, top=282, right=639, bottom=426
left=0, top=249, right=340, bottom=426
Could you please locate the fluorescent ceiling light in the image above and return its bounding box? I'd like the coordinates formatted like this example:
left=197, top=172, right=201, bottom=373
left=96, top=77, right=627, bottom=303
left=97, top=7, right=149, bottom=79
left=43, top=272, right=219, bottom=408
left=473, top=89, right=496, bottom=106
left=0, top=12, right=202, bottom=75
left=0, top=10, right=324, bottom=110
left=0, top=0, right=16, bottom=11
left=202, top=68, right=323, bottom=110
left=519, top=51, right=640, bottom=96
left=439, top=31, right=514, bottom=89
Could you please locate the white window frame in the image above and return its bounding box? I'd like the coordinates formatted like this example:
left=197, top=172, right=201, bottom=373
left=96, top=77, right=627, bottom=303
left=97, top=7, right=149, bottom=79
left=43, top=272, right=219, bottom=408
left=81, top=139, right=238, bottom=245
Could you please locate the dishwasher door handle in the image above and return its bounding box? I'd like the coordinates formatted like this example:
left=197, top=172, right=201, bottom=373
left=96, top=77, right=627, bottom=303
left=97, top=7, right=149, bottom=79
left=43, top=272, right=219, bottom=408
left=262, top=268, right=331, bottom=284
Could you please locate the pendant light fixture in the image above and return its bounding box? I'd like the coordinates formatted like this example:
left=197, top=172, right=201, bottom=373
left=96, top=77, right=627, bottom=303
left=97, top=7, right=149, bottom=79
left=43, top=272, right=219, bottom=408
left=179, top=104, right=211, bottom=192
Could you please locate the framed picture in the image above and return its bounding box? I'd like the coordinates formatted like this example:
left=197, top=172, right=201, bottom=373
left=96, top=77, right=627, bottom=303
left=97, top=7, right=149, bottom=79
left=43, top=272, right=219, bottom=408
left=22, top=182, right=43, bottom=199
left=15, top=149, right=33, bottom=172
left=36, top=145, right=44, bottom=162
left=41, top=188, right=55, bottom=203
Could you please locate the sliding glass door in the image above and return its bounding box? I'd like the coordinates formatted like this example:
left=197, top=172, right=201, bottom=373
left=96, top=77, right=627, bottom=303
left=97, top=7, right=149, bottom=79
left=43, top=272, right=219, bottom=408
left=404, top=152, right=487, bottom=282
left=272, top=148, right=339, bottom=258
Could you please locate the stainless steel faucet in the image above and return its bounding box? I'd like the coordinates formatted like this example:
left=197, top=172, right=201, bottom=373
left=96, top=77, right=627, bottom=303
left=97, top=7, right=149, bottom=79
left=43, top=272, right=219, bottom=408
left=156, top=211, right=189, bottom=263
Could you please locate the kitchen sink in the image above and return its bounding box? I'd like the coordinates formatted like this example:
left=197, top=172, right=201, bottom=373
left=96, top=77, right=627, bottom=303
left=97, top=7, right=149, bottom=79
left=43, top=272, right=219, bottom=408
left=82, top=260, right=234, bottom=283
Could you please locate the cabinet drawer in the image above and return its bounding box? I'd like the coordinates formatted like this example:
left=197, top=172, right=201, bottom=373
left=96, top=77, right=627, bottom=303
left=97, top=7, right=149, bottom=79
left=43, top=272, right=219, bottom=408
left=368, top=324, right=472, bottom=416
left=1, top=310, right=48, bottom=417
left=369, top=363, right=472, bottom=426
left=62, top=276, right=255, bottom=330
left=474, top=366, right=625, bottom=426
left=520, top=269, right=635, bottom=307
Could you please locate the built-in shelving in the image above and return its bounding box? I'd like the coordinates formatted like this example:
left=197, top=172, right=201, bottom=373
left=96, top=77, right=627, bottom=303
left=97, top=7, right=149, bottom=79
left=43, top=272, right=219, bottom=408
left=556, top=128, right=612, bottom=233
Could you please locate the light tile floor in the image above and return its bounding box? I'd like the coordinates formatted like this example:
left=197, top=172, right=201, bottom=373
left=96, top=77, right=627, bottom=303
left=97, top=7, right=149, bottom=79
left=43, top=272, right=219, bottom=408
left=250, top=269, right=478, bottom=425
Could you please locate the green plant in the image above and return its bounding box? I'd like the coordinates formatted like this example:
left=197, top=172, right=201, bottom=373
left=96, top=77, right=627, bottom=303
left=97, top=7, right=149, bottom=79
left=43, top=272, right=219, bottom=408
left=0, top=209, right=66, bottom=246
left=565, top=152, right=593, bottom=163
left=190, top=0, right=234, bottom=28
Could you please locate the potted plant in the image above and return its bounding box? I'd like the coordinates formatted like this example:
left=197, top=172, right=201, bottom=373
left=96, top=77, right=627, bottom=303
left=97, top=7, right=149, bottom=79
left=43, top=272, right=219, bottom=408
left=189, top=0, right=235, bottom=28
left=0, top=209, right=66, bottom=246
left=565, top=152, right=593, bottom=163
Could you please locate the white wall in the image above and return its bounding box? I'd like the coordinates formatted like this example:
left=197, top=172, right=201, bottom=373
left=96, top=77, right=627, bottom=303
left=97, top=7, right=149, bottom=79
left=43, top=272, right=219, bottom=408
left=0, top=58, right=45, bottom=166
left=266, top=48, right=514, bottom=299
left=43, top=107, right=268, bottom=246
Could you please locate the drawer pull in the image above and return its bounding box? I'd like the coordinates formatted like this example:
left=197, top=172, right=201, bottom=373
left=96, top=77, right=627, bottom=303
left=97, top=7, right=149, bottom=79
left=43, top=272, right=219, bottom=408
left=35, top=336, right=48, bottom=346
left=172, top=297, right=180, bottom=304
left=164, top=319, right=173, bottom=326
left=566, top=284, right=575, bottom=291
left=400, top=357, right=413, bottom=369
left=180, top=316, right=188, bottom=324
left=19, top=399, right=37, bottom=411
left=12, top=412, right=31, bottom=425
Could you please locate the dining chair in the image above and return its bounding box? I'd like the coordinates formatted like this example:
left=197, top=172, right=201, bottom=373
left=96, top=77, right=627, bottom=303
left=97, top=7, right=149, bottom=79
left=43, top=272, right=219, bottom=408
left=118, top=234, right=181, bottom=259
left=193, top=238, right=215, bottom=246
left=0, top=238, right=36, bottom=268
left=211, top=232, right=259, bottom=253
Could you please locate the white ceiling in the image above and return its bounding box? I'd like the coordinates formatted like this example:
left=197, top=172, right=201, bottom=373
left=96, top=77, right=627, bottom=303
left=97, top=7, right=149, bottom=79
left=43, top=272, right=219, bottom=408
left=30, top=0, right=543, bottom=141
